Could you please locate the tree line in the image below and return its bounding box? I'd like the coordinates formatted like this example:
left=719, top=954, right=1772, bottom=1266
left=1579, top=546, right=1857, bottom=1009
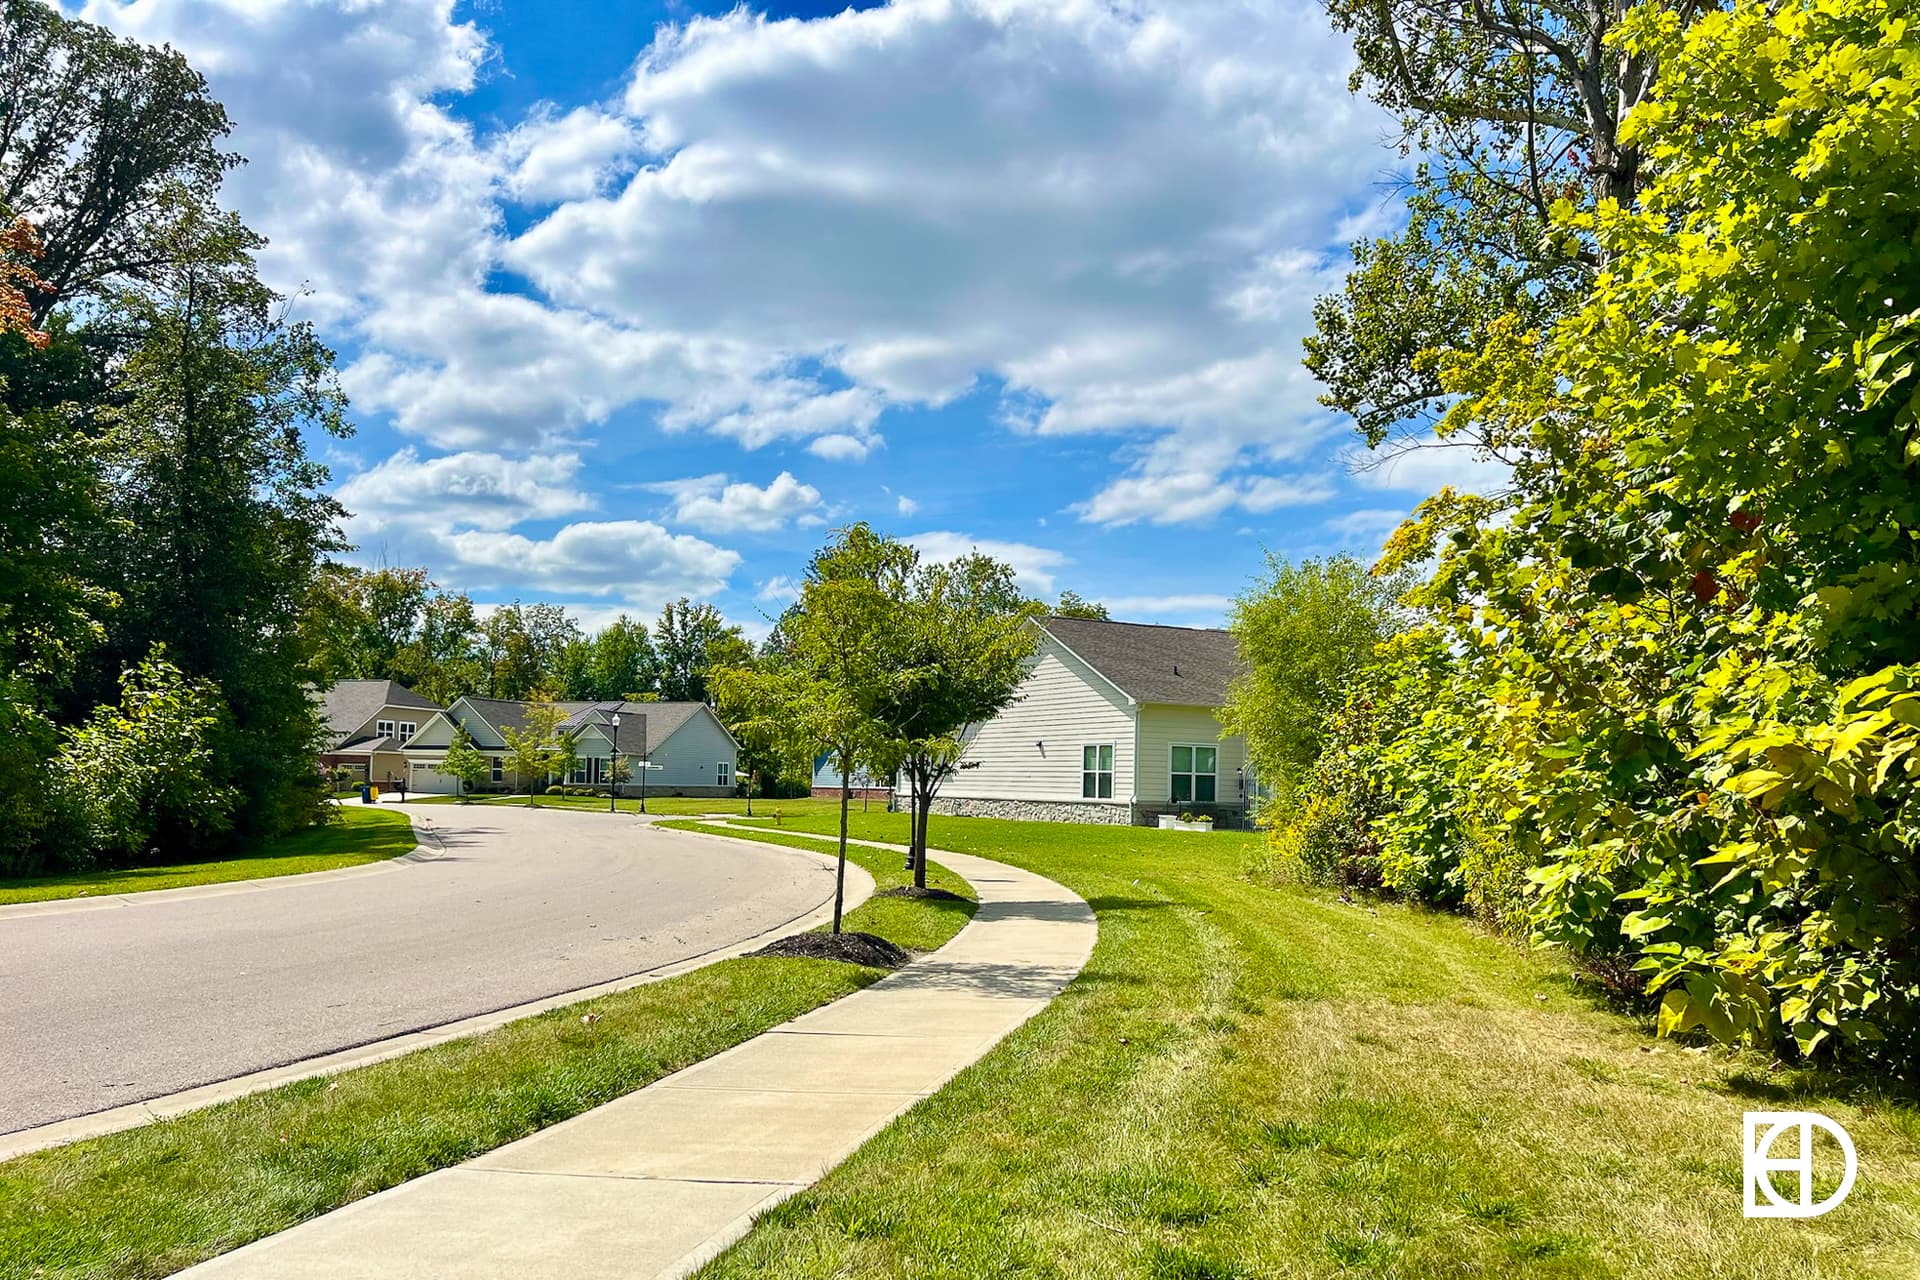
left=1232, top=0, right=1920, bottom=1077
left=1, top=1, right=345, bottom=875
left=301, top=567, right=756, bottom=708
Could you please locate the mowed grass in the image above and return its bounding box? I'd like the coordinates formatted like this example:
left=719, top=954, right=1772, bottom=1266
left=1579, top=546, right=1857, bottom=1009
left=660, top=820, right=976, bottom=952
left=0, top=808, right=415, bottom=906
left=0, top=837, right=974, bottom=1280
left=699, top=811, right=1920, bottom=1280
left=411, top=793, right=851, bottom=820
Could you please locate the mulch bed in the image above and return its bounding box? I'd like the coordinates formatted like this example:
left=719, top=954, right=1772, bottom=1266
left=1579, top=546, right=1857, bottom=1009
left=752, top=930, right=912, bottom=968
left=873, top=886, right=970, bottom=903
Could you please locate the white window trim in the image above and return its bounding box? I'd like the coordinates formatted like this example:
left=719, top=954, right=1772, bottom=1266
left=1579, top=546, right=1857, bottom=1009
left=397, top=721, right=416, bottom=739
left=1169, top=742, right=1219, bottom=805
left=1081, top=742, right=1115, bottom=800
left=717, top=761, right=732, bottom=787
left=490, top=756, right=504, bottom=783
left=376, top=719, right=395, bottom=738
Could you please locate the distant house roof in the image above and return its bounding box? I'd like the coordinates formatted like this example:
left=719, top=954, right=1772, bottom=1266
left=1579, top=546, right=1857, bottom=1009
left=456, top=697, right=714, bottom=755
left=318, top=680, right=440, bottom=747
left=1038, top=616, right=1243, bottom=708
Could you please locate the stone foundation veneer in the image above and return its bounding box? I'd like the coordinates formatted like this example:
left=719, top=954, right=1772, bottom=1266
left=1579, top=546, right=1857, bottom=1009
left=930, top=797, right=1134, bottom=825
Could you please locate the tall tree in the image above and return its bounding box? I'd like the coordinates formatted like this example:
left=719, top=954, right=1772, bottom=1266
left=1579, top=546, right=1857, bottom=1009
left=1220, top=554, right=1414, bottom=806
left=0, top=0, right=235, bottom=321
left=1053, top=590, right=1110, bottom=620
left=93, top=197, right=348, bottom=844
left=1307, top=0, right=1702, bottom=458
left=480, top=602, right=579, bottom=701
left=655, top=598, right=752, bottom=703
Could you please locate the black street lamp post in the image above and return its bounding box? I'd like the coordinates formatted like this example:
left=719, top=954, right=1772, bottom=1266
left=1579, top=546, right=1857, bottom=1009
left=609, top=711, right=620, bottom=814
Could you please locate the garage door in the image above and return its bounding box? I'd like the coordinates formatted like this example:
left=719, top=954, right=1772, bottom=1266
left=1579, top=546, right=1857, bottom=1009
left=409, top=761, right=460, bottom=795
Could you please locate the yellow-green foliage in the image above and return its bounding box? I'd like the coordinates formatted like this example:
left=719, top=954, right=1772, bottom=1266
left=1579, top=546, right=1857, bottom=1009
left=1281, top=0, right=1920, bottom=1072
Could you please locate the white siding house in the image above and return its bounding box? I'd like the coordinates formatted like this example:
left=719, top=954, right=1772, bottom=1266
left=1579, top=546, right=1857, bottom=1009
left=908, top=616, right=1253, bottom=827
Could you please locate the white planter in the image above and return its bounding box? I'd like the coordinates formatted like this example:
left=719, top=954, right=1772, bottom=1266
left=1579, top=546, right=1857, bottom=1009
left=1157, top=815, right=1214, bottom=832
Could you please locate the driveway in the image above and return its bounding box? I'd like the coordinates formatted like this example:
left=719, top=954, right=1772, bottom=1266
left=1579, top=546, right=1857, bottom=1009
left=0, top=807, right=838, bottom=1137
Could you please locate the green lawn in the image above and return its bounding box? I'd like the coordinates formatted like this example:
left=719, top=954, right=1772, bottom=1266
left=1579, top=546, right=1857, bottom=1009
left=694, top=811, right=1920, bottom=1280
left=410, top=792, right=854, bottom=820
left=0, top=808, right=416, bottom=907
left=0, top=836, right=974, bottom=1280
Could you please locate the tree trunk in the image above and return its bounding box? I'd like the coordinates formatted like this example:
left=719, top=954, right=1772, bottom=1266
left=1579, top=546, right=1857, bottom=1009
left=833, top=753, right=850, bottom=934
left=913, top=779, right=931, bottom=891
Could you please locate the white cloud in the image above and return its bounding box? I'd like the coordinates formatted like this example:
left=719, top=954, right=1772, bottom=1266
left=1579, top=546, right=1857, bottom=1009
left=1103, top=593, right=1235, bottom=616
left=808, top=432, right=881, bottom=462
left=756, top=575, right=802, bottom=604
left=1078, top=467, right=1335, bottom=526
left=499, top=106, right=641, bottom=203
left=503, top=0, right=1388, bottom=489
left=445, top=520, right=740, bottom=599
left=336, top=448, right=592, bottom=533
left=1324, top=507, right=1411, bottom=545
left=896, top=495, right=919, bottom=516
left=1351, top=436, right=1511, bottom=496
left=81, top=0, right=496, bottom=326
left=653, top=471, right=824, bottom=534
left=906, top=531, right=1066, bottom=595
left=82, top=0, right=1400, bottom=540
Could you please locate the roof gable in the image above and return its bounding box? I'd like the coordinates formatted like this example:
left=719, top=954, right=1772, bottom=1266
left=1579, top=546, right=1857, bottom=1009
left=318, top=679, right=441, bottom=743
left=448, top=698, right=719, bottom=756
left=1038, top=616, right=1242, bottom=707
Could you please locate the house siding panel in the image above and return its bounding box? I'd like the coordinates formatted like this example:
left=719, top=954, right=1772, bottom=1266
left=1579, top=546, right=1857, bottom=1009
left=933, top=639, right=1136, bottom=804
left=644, top=706, right=738, bottom=795
left=1133, top=704, right=1248, bottom=812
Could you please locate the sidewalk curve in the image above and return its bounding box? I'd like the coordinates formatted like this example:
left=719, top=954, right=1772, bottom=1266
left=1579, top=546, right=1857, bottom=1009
left=175, top=837, right=1096, bottom=1280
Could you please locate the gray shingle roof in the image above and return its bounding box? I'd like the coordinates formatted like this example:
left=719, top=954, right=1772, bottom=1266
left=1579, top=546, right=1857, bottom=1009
left=459, top=698, right=708, bottom=756
left=1040, top=616, right=1243, bottom=707
left=317, top=680, right=441, bottom=746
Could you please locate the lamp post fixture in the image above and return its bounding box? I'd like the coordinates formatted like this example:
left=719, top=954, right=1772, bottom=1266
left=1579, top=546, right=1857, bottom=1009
left=609, top=712, right=620, bottom=814
left=638, top=747, right=648, bottom=814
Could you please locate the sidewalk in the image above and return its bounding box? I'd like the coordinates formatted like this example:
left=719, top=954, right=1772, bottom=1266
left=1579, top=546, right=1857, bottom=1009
left=177, top=838, right=1096, bottom=1280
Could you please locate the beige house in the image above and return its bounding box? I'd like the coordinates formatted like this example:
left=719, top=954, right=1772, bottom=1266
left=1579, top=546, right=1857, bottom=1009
left=909, top=615, right=1254, bottom=827
left=317, top=680, right=442, bottom=788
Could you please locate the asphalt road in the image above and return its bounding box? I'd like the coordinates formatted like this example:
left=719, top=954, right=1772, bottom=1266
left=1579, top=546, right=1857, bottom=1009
left=0, top=807, right=836, bottom=1136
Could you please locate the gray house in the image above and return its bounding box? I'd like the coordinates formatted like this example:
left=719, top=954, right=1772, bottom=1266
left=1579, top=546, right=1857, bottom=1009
left=401, top=697, right=739, bottom=797
left=906, top=616, right=1254, bottom=826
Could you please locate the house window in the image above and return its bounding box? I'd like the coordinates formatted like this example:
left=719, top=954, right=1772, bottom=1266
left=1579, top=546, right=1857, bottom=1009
left=376, top=719, right=395, bottom=738
left=717, top=761, right=732, bottom=788
left=397, top=721, right=416, bottom=739
left=1171, top=744, right=1217, bottom=804
left=1082, top=744, right=1114, bottom=799
left=571, top=758, right=607, bottom=786
left=490, top=756, right=504, bottom=783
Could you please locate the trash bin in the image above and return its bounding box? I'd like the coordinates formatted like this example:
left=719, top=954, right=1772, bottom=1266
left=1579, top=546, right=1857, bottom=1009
left=360, top=783, right=372, bottom=804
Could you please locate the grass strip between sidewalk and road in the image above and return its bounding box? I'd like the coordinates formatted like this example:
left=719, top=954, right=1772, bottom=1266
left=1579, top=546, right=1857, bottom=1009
left=0, top=808, right=416, bottom=907
left=690, top=811, right=1920, bottom=1280
left=0, top=835, right=975, bottom=1280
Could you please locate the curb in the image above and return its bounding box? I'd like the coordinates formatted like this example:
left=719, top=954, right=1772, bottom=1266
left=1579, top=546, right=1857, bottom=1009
left=0, top=833, right=874, bottom=1163
left=0, top=809, right=444, bottom=924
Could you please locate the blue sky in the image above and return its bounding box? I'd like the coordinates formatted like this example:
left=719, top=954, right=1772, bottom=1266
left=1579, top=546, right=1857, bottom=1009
left=76, top=0, right=1500, bottom=637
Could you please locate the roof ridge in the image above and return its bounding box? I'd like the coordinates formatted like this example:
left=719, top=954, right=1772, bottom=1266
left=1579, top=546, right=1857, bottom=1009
left=1047, top=615, right=1232, bottom=636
